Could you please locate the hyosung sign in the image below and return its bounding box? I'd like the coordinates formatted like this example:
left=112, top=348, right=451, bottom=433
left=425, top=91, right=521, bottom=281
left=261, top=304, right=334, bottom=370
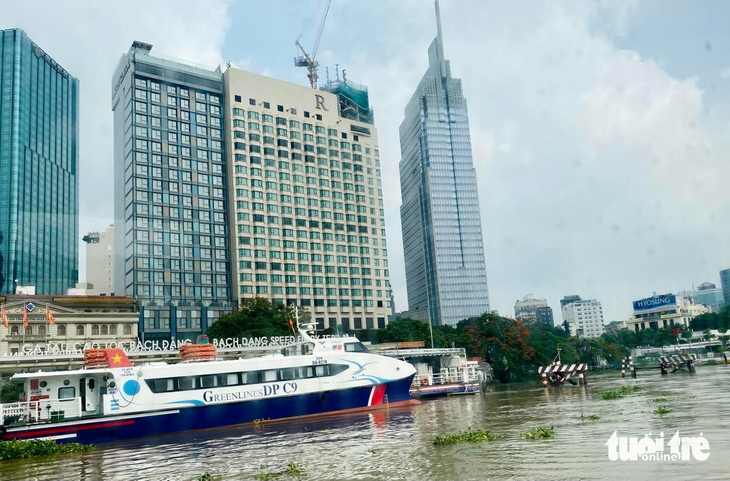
left=632, top=294, right=677, bottom=312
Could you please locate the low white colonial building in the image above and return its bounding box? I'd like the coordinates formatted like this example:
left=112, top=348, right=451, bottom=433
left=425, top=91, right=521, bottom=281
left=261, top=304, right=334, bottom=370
left=0, top=295, right=138, bottom=356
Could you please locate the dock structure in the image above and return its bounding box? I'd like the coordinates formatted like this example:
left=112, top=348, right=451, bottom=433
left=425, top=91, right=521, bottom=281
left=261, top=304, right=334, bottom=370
left=538, top=363, right=588, bottom=386
left=375, top=345, right=490, bottom=398
left=621, top=357, right=637, bottom=378
left=659, top=353, right=698, bottom=374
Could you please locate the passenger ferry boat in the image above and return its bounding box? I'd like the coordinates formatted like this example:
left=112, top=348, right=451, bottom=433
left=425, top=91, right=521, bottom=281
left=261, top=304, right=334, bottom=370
left=0, top=321, right=417, bottom=444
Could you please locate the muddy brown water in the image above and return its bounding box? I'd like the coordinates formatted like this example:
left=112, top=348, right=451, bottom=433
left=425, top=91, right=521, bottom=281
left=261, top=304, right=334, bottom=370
left=1, top=365, right=728, bottom=480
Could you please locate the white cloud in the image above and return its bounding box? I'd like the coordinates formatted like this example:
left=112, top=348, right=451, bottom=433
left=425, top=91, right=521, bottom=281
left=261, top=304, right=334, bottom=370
left=337, top=0, right=730, bottom=322
left=4, top=0, right=232, bottom=281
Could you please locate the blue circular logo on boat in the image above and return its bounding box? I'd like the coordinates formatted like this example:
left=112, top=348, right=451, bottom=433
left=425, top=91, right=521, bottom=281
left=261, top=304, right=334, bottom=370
left=123, top=379, right=141, bottom=396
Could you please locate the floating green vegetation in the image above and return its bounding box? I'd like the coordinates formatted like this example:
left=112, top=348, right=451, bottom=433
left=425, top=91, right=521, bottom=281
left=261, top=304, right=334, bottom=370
left=522, top=426, right=555, bottom=440
left=654, top=406, right=673, bottom=415
left=652, top=397, right=669, bottom=403
left=256, top=462, right=304, bottom=480
left=599, top=385, right=644, bottom=400
left=0, top=439, right=96, bottom=461
left=433, top=429, right=501, bottom=446
left=581, top=414, right=600, bottom=421
left=197, top=474, right=222, bottom=481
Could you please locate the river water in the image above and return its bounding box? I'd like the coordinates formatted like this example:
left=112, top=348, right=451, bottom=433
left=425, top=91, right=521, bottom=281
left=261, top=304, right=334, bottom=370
left=2, top=365, right=728, bottom=480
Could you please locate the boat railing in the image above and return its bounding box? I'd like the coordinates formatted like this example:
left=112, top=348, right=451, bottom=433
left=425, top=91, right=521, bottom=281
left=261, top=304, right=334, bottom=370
left=0, top=397, right=82, bottom=426
left=412, top=366, right=481, bottom=387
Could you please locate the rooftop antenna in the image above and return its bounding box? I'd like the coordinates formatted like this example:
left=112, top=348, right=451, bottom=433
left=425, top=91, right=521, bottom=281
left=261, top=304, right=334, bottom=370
left=342, top=68, right=347, bottom=82
left=434, top=0, right=445, bottom=59
left=335, top=63, right=340, bottom=81
left=326, top=66, right=330, bottom=84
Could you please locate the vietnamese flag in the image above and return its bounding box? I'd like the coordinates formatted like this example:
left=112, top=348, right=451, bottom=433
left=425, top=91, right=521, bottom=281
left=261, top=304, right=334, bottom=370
left=23, top=305, right=28, bottom=329
left=289, top=318, right=295, bottom=333
left=46, top=308, right=55, bottom=325
left=1, top=304, right=7, bottom=329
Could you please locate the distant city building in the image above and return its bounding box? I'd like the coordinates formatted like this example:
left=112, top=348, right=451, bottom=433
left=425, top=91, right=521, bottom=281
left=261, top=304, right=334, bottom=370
left=604, top=320, right=627, bottom=333
left=721, top=269, right=730, bottom=307
left=513, top=295, right=548, bottom=323
left=560, top=295, right=604, bottom=338
left=223, top=67, right=392, bottom=331
left=83, top=226, right=115, bottom=295
left=0, top=29, right=79, bottom=294
left=0, top=294, right=138, bottom=356
left=626, top=293, right=708, bottom=331
left=395, top=307, right=430, bottom=324
left=112, top=41, right=234, bottom=342
left=678, top=282, right=725, bottom=313
left=399, top=0, right=490, bottom=326
left=535, top=306, right=554, bottom=327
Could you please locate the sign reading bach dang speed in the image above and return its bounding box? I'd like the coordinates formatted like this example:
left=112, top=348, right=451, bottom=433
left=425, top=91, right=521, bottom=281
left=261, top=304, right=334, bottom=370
left=632, top=294, right=677, bottom=312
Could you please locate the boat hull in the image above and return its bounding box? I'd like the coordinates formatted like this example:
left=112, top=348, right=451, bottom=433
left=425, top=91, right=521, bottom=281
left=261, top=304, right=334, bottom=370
left=2, top=375, right=415, bottom=444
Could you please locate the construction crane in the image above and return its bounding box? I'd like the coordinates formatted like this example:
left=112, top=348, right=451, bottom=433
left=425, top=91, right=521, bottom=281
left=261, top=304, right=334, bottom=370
left=294, top=0, right=332, bottom=89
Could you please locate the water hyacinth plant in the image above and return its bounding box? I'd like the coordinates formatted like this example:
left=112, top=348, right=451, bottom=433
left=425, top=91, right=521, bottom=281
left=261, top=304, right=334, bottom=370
left=0, top=439, right=96, bottom=461
left=522, top=426, right=555, bottom=440
left=599, top=385, right=644, bottom=400
left=434, top=429, right=501, bottom=446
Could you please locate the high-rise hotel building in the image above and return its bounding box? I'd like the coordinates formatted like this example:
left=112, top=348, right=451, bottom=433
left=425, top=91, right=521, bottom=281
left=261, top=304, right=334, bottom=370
left=223, top=68, right=392, bottom=331
left=0, top=29, right=79, bottom=294
left=398, top=1, right=490, bottom=326
left=112, top=42, right=233, bottom=342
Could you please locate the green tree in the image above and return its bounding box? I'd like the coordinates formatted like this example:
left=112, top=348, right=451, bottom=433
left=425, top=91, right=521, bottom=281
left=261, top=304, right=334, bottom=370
left=205, top=298, right=309, bottom=340
left=377, top=317, right=431, bottom=344
left=703, top=328, right=713, bottom=343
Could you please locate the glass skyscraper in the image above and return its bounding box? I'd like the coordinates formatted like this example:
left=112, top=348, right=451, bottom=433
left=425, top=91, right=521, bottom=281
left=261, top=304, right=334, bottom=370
left=398, top=2, right=489, bottom=326
left=0, top=29, right=79, bottom=295
left=112, top=41, right=233, bottom=342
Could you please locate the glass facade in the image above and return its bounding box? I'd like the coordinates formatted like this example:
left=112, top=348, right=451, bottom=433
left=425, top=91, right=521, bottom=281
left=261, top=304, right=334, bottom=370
left=112, top=42, right=233, bottom=342
left=398, top=5, right=489, bottom=326
left=0, top=29, right=79, bottom=295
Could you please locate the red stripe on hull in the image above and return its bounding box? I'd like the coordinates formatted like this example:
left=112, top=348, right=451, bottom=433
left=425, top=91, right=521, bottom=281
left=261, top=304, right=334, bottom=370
left=5, top=420, right=135, bottom=439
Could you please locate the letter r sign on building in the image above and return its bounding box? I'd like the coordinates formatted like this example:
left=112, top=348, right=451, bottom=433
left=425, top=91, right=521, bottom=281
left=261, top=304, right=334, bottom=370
left=315, top=94, right=328, bottom=111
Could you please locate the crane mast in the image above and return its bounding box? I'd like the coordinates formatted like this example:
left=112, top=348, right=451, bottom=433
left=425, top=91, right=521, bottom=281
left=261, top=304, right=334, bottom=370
left=294, top=0, right=332, bottom=89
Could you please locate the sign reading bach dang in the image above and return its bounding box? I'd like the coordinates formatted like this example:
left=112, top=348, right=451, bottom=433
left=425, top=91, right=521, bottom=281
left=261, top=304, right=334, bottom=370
left=632, top=294, right=677, bottom=312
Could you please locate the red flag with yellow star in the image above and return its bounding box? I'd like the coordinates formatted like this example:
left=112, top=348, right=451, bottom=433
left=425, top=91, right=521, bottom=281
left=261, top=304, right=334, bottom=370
left=46, top=308, right=55, bottom=325
left=23, top=305, right=28, bottom=329
left=103, top=348, right=133, bottom=367
left=1, top=304, right=7, bottom=329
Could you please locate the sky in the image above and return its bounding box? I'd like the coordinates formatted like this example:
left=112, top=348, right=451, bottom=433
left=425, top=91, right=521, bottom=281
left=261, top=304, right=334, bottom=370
left=5, top=0, right=730, bottom=324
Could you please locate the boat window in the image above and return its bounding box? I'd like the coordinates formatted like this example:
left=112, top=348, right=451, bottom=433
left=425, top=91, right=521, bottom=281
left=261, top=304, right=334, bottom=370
left=262, top=370, right=278, bottom=382
left=58, top=387, right=75, bottom=399
left=241, top=371, right=261, bottom=385
left=344, top=342, right=368, bottom=353
left=218, top=373, right=239, bottom=386
left=296, top=366, right=315, bottom=379
left=314, top=365, right=330, bottom=377
left=149, top=378, right=175, bottom=393
left=200, top=375, right=218, bottom=388
left=178, top=376, right=197, bottom=391
left=329, top=364, right=348, bottom=376
left=280, top=368, right=296, bottom=380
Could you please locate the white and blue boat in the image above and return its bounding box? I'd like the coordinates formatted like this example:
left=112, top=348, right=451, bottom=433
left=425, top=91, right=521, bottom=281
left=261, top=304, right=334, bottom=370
left=0, top=323, right=416, bottom=444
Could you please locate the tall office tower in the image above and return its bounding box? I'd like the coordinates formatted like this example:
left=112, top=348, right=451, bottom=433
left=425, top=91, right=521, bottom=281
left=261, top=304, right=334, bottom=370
left=82, top=225, right=114, bottom=295
left=398, top=1, right=489, bottom=326
left=0, top=29, right=79, bottom=294
left=112, top=41, right=233, bottom=342
left=223, top=68, right=392, bottom=331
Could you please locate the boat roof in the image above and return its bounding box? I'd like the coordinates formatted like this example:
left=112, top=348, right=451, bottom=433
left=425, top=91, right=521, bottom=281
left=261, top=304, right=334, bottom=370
left=11, top=367, right=115, bottom=380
